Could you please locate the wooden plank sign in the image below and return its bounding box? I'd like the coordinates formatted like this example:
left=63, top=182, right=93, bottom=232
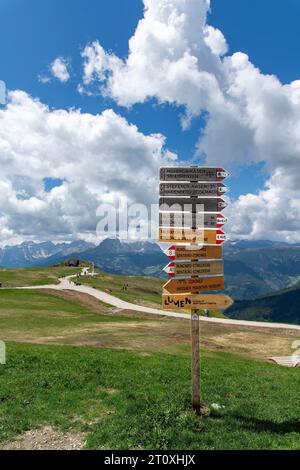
left=159, top=228, right=227, bottom=245
left=164, top=261, right=223, bottom=277
left=162, top=294, right=234, bottom=311
left=159, top=197, right=227, bottom=212
left=164, top=245, right=223, bottom=261
left=160, top=167, right=230, bottom=182
left=159, top=212, right=228, bottom=229
left=160, top=182, right=228, bottom=197
left=163, top=276, right=225, bottom=294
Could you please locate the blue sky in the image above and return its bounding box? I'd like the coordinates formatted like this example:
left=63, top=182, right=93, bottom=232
left=2, top=0, right=298, bottom=197
left=1, top=0, right=300, bottom=244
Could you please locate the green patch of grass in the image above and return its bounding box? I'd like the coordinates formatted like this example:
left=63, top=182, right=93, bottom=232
left=80, top=273, right=164, bottom=306
left=207, top=309, right=228, bottom=319
left=1, top=342, right=300, bottom=450
left=0, top=290, right=144, bottom=339
left=0, top=267, right=81, bottom=288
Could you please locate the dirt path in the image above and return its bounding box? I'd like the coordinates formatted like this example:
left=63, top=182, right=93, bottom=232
left=0, top=427, right=86, bottom=450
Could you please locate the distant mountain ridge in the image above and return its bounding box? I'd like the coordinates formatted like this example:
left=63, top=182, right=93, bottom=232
left=80, top=238, right=164, bottom=276
left=0, top=240, right=94, bottom=268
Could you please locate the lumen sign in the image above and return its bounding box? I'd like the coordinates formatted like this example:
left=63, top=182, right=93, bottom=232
left=0, top=80, right=6, bottom=105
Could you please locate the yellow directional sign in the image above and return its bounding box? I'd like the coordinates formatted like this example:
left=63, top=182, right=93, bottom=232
left=159, top=228, right=226, bottom=245
left=164, top=261, right=223, bottom=277
left=162, top=294, right=234, bottom=311
left=163, top=276, right=225, bottom=294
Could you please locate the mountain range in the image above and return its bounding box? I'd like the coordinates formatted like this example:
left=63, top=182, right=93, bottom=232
left=1, top=238, right=300, bottom=301
left=0, top=240, right=94, bottom=269
left=226, top=286, right=300, bottom=325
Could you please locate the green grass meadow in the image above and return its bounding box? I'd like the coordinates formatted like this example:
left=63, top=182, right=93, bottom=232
left=0, top=289, right=140, bottom=337
left=1, top=343, right=300, bottom=450
left=0, top=267, right=300, bottom=450
left=79, top=272, right=164, bottom=306
left=0, top=266, right=81, bottom=288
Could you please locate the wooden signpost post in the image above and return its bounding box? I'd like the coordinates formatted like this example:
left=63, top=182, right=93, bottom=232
left=159, top=166, right=233, bottom=415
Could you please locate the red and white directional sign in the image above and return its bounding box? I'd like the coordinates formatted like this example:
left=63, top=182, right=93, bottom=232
left=160, top=167, right=230, bottom=182
left=164, top=245, right=223, bottom=261
left=159, top=213, right=228, bottom=229
left=159, top=182, right=228, bottom=197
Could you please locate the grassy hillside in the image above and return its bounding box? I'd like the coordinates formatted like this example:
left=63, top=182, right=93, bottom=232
left=227, top=286, right=300, bottom=325
left=0, top=289, right=146, bottom=345
left=0, top=266, right=81, bottom=288
left=72, top=271, right=227, bottom=318
left=78, top=271, right=163, bottom=307
left=1, top=286, right=300, bottom=449
left=0, top=266, right=226, bottom=319
left=0, top=288, right=297, bottom=358
left=1, top=342, right=300, bottom=450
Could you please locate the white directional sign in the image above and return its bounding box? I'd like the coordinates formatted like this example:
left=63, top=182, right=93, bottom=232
left=160, top=167, right=230, bottom=182
left=160, top=183, right=228, bottom=197
left=159, top=213, right=228, bottom=229
left=159, top=197, right=228, bottom=212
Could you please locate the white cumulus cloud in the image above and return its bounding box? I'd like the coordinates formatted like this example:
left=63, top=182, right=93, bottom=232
left=0, top=91, right=176, bottom=246
left=79, top=0, right=300, bottom=242
left=51, top=57, right=71, bottom=82
left=81, top=0, right=225, bottom=118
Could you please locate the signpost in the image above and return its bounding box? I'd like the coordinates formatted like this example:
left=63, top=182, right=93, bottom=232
left=164, top=261, right=224, bottom=277
left=160, top=182, right=228, bottom=197
left=158, top=228, right=227, bottom=244
left=159, top=213, right=228, bottom=229
left=160, top=167, right=230, bottom=182
left=159, top=197, right=227, bottom=212
left=162, top=293, right=234, bottom=311
left=159, top=166, right=233, bottom=415
left=163, top=276, right=225, bottom=294
left=164, top=245, right=223, bottom=260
